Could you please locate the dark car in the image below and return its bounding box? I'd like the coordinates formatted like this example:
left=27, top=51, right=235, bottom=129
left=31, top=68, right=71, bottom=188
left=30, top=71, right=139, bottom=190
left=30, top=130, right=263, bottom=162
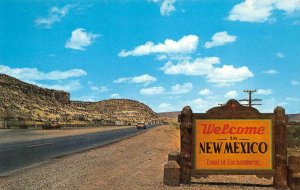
left=42, top=121, right=61, bottom=130
left=136, top=122, right=146, bottom=129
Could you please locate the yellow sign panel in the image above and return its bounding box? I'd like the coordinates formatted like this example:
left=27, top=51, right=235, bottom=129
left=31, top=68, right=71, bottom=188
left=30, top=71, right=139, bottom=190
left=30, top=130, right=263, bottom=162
left=194, top=119, right=272, bottom=170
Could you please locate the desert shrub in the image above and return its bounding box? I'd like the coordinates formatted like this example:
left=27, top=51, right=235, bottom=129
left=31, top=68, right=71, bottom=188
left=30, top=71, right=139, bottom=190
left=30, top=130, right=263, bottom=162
left=293, top=127, right=300, bottom=138
left=170, top=122, right=179, bottom=130
left=288, top=125, right=300, bottom=147
left=19, top=124, right=28, bottom=129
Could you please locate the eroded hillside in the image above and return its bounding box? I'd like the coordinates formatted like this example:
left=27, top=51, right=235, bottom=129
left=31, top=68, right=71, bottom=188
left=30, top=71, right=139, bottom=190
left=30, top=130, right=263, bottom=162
left=0, top=74, right=161, bottom=127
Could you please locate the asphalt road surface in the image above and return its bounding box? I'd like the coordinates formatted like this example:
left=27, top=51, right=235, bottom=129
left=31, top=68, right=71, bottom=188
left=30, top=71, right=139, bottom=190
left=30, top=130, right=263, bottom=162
left=0, top=125, right=155, bottom=176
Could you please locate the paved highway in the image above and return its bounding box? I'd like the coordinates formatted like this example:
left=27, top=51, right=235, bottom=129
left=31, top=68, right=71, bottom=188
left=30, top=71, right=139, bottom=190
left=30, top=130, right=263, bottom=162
left=0, top=125, right=155, bottom=175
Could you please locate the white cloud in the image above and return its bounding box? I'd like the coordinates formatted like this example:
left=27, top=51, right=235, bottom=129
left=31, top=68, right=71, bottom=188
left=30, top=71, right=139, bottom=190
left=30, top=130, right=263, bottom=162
left=156, top=54, right=193, bottom=62
left=37, top=80, right=82, bottom=92
left=139, top=82, right=192, bottom=96
left=275, top=0, right=300, bottom=13
left=204, top=31, right=237, bottom=49
left=35, top=5, right=72, bottom=28
left=113, top=77, right=131, bottom=84
left=224, top=90, right=238, bottom=99
left=110, top=93, right=121, bottom=99
left=199, top=88, right=212, bottom=96
left=90, top=86, right=109, bottom=93
left=185, top=98, right=216, bottom=113
left=156, top=54, right=168, bottom=60
left=256, top=89, right=273, bottom=95
left=160, top=0, right=176, bottom=16
left=276, top=52, right=285, bottom=58
left=161, top=57, right=253, bottom=87
left=228, top=0, right=273, bottom=23
left=65, top=28, right=99, bottom=51
left=207, top=65, right=253, bottom=87
left=286, top=97, right=300, bottom=102
left=291, top=80, right=299, bottom=86
left=150, top=0, right=177, bottom=16
left=161, top=57, right=220, bottom=75
left=114, top=74, right=157, bottom=85
left=140, top=86, right=165, bottom=95
left=228, top=0, right=300, bottom=23
left=158, top=103, right=174, bottom=112
left=262, top=69, right=279, bottom=74
left=74, top=95, right=98, bottom=102
left=171, top=82, right=193, bottom=94
left=0, top=65, right=86, bottom=81
left=118, top=35, right=198, bottom=57
left=132, top=74, right=157, bottom=84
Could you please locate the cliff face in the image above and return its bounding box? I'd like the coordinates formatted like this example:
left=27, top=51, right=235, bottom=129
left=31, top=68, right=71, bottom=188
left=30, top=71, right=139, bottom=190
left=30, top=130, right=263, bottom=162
left=0, top=74, right=161, bottom=127
left=0, top=74, right=70, bottom=104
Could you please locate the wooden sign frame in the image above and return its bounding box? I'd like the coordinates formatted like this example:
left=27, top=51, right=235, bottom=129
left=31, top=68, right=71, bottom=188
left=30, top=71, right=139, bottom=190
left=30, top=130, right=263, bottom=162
left=192, top=119, right=274, bottom=173
left=178, top=99, right=288, bottom=189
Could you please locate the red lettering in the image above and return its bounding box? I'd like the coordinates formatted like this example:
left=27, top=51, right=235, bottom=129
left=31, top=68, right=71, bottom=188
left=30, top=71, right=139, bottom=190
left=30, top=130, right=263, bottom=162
left=257, top=127, right=264, bottom=134
left=201, top=123, right=266, bottom=135
left=222, top=124, right=230, bottom=133
left=214, top=127, right=221, bottom=134
left=229, top=127, right=236, bottom=134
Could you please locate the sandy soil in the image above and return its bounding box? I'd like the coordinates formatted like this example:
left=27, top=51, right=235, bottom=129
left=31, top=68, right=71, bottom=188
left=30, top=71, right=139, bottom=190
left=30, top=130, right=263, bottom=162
left=0, top=126, right=133, bottom=144
left=0, top=125, right=277, bottom=190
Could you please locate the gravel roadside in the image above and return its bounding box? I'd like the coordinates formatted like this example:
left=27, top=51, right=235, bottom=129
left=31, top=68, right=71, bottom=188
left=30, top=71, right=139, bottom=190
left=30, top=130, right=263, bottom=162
left=0, top=125, right=275, bottom=190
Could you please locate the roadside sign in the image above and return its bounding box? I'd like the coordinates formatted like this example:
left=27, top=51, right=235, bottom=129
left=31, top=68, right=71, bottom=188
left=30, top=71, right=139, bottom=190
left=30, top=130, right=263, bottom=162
left=194, top=119, right=272, bottom=170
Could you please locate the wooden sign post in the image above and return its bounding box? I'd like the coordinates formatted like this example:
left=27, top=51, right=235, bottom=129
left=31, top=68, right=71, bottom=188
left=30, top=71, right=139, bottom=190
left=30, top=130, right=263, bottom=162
left=176, top=99, right=288, bottom=189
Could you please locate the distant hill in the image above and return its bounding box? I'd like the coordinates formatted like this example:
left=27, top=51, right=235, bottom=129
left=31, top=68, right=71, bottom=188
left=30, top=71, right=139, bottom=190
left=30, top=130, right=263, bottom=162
left=0, top=74, right=161, bottom=127
left=157, top=112, right=180, bottom=119
left=157, top=111, right=180, bottom=125
left=158, top=111, right=300, bottom=123
left=288, top=114, right=300, bottom=123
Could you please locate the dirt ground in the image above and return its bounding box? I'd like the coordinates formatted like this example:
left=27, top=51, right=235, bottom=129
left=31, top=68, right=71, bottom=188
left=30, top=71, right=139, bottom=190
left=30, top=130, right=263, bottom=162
left=0, top=126, right=133, bottom=144
left=0, top=125, right=281, bottom=190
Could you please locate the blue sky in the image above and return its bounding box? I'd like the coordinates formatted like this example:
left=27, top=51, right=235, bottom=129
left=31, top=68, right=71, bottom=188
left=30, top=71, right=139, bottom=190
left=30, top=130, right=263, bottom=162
left=0, top=0, right=300, bottom=113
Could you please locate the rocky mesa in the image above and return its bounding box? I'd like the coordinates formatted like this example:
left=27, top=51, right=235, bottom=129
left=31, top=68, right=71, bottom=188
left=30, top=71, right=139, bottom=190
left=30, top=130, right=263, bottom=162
left=0, top=74, right=161, bottom=127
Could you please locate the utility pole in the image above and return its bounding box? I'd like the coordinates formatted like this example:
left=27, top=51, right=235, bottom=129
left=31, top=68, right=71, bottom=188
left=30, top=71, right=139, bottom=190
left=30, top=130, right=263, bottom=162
left=239, top=89, right=262, bottom=107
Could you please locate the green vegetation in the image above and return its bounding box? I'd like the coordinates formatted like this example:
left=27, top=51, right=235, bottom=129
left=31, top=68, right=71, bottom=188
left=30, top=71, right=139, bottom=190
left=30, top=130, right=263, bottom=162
left=168, top=122, right=179, bottom=130
left=287, top=125, right=300, bottom=148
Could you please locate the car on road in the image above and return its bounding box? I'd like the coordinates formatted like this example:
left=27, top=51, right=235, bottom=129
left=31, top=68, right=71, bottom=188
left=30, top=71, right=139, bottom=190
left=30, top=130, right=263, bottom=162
left=42, top=121, right=61, bottom=130
left=136, top=122, right=146, bottom=129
